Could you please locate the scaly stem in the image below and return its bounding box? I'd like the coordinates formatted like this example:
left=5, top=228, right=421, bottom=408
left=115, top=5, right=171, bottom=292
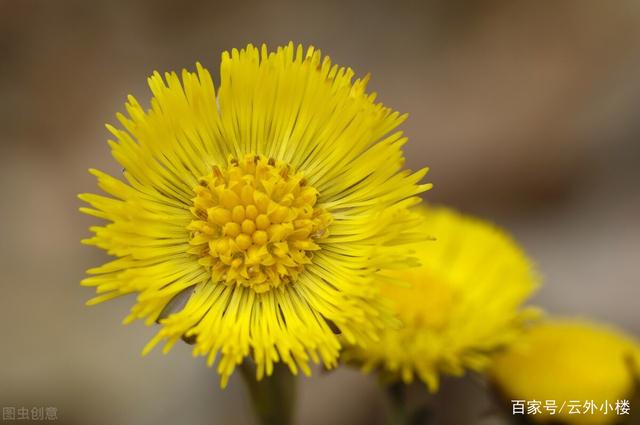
left=239, top=361, right=296, bottom=425
left=386, top=382, right=409, bottom=425
left=384, top=382, right=434, bottom=425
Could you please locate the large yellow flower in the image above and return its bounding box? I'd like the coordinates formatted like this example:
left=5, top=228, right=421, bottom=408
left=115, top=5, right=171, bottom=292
left=79, top=43, right=430, bottom=387
left=490, top=319, right=640, bottom=425
left=343, top=206, right=539, bottom=391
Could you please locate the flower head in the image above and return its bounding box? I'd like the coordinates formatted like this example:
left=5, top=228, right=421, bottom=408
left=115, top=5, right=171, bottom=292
left=343, top=206, right=539, bottom=391
left=490, top=319, right=640, bottom=424
left=79, top=43, right=430, bottom=387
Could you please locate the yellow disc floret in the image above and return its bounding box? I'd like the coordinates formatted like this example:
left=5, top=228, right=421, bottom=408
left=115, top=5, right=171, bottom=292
left=188, top=154, right=332, bottom=293
left=381, top=269, right=455, bottom=330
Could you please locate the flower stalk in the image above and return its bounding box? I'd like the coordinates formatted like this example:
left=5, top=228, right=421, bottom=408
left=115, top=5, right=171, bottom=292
left=239, top=361, right=296, bottom=425
left=386, top=382, right=410, bottom=425
left=384, top=382, right=435, bottom=425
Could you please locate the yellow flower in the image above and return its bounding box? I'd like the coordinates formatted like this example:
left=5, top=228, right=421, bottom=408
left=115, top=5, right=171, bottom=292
left=490, top=319, right=640, bottom=424
left=79, top=43, right=431, bottom=387
left=343, top=206, right=539, bottom=391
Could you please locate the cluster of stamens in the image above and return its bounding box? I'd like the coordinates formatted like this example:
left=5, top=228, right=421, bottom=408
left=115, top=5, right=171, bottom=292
left=188, top=155, right=332, bottom=293
left=383, top=271, right=455, bottom=329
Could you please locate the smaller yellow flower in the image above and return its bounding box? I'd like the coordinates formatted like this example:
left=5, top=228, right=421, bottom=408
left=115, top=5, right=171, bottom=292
left=343, top=206, right=539, bottom=391
left=490, top=319, right=640, bottom=425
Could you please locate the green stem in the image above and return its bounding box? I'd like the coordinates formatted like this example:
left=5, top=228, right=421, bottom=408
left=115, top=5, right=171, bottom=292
left=384, top=382, right=434, bottom=425
left=386, top=382, right=409, bottom=425
left=239, top=361, right=297, bottom=425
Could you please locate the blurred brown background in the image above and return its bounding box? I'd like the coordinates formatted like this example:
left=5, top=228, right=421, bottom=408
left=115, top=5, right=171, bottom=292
left=1, top=0, right=639, bottom=424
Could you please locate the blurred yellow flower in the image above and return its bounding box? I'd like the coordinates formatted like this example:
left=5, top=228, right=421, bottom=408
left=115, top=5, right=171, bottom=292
left=490, top=319, right=640, bottom=424
left=343, top=206, right=539, bottom=391
left=79, top=43, right=431, bottom=387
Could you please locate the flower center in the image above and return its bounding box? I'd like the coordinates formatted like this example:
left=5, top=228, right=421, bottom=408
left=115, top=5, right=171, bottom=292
left=382, top=269, right=455, bottom=329
left=188, top=155, right=332, bottom=293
